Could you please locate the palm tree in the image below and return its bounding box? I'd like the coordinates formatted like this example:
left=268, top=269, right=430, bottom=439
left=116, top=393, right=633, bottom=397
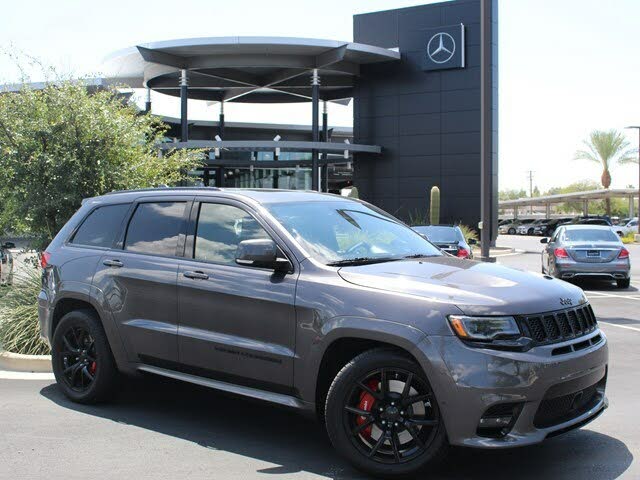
left=574, top=129, right=635, bottom=216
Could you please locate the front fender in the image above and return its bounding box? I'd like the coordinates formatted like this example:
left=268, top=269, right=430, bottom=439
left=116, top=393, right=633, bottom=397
left=295, top=315, right=442, bottom=410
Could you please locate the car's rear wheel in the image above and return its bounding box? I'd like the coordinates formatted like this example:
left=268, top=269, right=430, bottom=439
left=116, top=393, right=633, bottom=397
left=325, top=348, right=448, bottom=478
left=617, top=278, right=630, bottom=289
left=51, top=310, right=119, bottom=404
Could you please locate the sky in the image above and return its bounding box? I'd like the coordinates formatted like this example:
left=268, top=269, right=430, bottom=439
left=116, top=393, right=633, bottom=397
left=1, top=0, right=639, bottom=193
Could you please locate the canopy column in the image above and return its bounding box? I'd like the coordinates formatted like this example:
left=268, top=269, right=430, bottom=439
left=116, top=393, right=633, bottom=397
left=180, top=69, right=188, bottom=142
left=311, top=69, right=320, bottom=191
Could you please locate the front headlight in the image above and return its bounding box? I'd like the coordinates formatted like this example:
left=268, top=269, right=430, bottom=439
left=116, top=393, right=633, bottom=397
left=448, top=315, right=521, bottom=341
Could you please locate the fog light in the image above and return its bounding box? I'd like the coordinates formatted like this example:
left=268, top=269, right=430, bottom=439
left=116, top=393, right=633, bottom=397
left=478, top=416, right=513, bottom=428
left=477, top=402, right=523, bottom=438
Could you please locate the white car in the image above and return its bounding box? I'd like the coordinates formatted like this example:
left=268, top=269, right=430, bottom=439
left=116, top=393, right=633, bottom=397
left=620, top=218, right=638, bottom=236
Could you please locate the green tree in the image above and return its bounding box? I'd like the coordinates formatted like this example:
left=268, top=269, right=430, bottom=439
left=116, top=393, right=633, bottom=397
left=0, top=78, right=203, bottom=246
left=499, top=189, right=527, bottom=201
left=573, top=129, right=635, bottom=216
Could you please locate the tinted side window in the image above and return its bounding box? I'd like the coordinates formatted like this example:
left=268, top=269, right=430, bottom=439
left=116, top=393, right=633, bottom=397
left=194, top=203, right=270, bottom=265
left=125, top=202, right=186, bottom=256
left=71, top=204, right=130, bottom=248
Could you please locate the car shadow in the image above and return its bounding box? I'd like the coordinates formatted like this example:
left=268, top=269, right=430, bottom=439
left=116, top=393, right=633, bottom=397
left=571, top=278, right=637, bottom=293
left=40, top=377, right=633, bottom=479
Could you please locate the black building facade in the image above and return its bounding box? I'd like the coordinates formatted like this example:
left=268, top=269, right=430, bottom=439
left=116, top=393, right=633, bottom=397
left=353, top=0, right=498, bottom=230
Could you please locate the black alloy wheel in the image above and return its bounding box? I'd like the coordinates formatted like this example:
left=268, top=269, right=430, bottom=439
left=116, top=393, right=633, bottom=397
left=343, top=367, right=440, bottom=464
left=57, top=325, right=98, bottom=392
left=51, top=310, right=119, bottom=404
left=325, top=349, right=448, bottom=478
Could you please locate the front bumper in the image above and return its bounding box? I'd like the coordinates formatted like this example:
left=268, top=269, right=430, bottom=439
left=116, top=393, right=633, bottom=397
left=415, top=329, right=608, bottom=448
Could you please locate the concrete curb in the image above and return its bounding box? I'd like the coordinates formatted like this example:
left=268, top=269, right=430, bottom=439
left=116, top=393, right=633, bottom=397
left=0, top=350, right=52, bottom=373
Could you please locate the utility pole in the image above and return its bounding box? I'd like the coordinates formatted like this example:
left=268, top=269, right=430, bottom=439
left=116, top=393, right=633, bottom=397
left=527, top=170, right=534, bottom=215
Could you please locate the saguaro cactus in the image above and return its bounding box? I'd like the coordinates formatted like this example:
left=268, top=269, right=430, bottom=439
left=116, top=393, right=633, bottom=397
left=429, top=186, right=440, bottom=225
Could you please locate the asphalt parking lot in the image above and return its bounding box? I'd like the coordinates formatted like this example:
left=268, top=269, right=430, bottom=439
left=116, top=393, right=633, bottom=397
left=1, top=235, right=638, bottom=480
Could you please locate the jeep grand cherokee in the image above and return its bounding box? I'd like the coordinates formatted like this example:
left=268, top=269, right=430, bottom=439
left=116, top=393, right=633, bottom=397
left=38, top=188, right=608, bottom=478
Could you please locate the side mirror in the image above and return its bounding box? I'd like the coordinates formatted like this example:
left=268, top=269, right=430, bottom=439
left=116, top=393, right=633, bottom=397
left=235, top=239, right=291, bottom=272
left=1, top=242, right=15, bottom=249
left=467, top=238, right=477, bottom=245
left=540, top=237, right=549, bottom=244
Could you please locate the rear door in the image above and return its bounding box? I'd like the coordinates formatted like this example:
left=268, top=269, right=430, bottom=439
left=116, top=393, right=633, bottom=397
left=177, top=197, right=297, bottom=392
left=93, top=196, right=192, bottom=365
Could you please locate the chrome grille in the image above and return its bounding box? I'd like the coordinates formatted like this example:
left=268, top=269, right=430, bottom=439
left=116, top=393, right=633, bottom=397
left=518, top=304, right=597, bottom=345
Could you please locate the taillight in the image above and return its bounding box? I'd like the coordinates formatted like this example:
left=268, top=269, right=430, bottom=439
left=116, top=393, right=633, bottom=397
left=618, top=248, right=629, bottom=259
left=40, top=251, right=51, bottom=268
left=554, top=248, right=569, bottom=259
left=457, top=247, right=470, bottom=258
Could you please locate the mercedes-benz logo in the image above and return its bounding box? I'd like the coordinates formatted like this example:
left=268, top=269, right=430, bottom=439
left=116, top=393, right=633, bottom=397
left=427, top=32, right=456, bottom=64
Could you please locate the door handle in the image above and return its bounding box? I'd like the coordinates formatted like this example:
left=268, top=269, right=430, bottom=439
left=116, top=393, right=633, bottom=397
left=183, top=270, right=209, bottom=280
left=103, top=259, right=123, bottom=268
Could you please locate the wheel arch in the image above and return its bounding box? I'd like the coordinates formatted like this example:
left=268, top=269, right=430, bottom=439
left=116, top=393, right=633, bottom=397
left=300, top=316, right=432, bottom=418
left=50, top=288, right=131, bottom=374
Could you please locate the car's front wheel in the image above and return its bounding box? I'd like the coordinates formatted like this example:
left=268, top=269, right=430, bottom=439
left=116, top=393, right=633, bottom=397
left=51, top=309, right=119, bottom=404
left=325, top=348, right=448, bottom=478
left=508, top=228, right=516, bottom=235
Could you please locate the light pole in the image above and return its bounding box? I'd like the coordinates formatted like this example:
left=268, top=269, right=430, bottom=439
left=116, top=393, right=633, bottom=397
left=625, top=126, right=640, bottom=235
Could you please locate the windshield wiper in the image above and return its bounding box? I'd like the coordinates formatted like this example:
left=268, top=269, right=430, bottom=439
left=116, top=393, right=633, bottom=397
left=402, top=253, right=440, bottom=259
left=327, top=257, right=399, bottom=267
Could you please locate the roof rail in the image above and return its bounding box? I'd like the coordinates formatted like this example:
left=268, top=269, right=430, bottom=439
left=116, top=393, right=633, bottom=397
left=104, top=186, right=221, bottom=195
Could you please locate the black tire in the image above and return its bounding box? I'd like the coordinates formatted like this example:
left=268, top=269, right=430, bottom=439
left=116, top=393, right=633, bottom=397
left=508, top=228, right=516, bottom=235
left=527, top=228, right=534, bottom=235
left=51, top=309, right=119, bottom=404
left=325, top=348, right=448, bottom=479
left=617, top=278, right=630, bottom=289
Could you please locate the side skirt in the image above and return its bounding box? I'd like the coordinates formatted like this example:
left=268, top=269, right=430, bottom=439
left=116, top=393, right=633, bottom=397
left=137, top=364, right=309, bottom=410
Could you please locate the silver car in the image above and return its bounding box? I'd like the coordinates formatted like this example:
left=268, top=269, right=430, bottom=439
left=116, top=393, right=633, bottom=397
left=0, top=241, right=15, bottom=285
left=541, top=225, right=631, bottom=288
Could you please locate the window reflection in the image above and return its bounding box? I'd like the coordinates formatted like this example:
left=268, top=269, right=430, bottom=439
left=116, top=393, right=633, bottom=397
left=195, top=203, right=270, bottom=265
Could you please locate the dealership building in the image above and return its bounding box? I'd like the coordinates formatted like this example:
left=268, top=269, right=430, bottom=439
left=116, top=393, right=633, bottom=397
left=59, top=0, right=502, bottom=234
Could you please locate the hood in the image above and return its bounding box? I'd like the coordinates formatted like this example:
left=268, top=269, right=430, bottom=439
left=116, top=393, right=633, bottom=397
left=338, top=257, right=586, bottom=316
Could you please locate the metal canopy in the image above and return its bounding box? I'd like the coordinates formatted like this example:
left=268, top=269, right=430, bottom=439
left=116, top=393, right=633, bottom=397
left=160, top=140, right=381, bottom=154
left=499, top=188, right=639, bottom=208
left=103, top=37, right=400, bottom=104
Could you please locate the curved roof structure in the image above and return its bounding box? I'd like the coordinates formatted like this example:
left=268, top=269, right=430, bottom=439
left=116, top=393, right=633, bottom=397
left=103, top=36, right=400, bottom=104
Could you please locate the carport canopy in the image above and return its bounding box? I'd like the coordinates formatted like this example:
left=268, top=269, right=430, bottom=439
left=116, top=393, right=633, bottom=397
left=499, top=188, right=639, bottom=218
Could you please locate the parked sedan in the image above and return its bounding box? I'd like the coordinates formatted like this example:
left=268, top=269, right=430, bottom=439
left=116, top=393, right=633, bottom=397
left=0, top=241, right=15, bottom=285
left=541, top=225, right=630, bottom=288
left=412, top=225, right=475, bottom=259
left=517, top=219, right=544, bottom=235
left=533, top=218, right=572, bottom=237
left=616, top=218, right=638, bottom=237
left=499, top=219, right=535, bottom=235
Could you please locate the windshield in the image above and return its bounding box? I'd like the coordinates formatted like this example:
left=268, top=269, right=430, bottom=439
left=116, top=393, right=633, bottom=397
left=413, top=226, right=462, bottom=243
left=265, top=200, right=442, bottom=265
left=561, top=228, right=619, bottom=243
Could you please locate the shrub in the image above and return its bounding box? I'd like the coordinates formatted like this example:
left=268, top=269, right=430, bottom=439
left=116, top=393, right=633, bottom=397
left=458, top=224, right=479, bottom=243
left=0, top=264, right=49, bottom=355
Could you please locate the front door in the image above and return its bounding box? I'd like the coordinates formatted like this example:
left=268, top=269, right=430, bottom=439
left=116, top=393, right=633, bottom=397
left=93, top=198, right=191, bottom=364
left=177, top=199, right=297, bottom=392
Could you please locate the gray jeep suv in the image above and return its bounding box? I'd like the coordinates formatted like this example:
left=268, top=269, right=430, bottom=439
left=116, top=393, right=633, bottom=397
left=38, top=188, right=608, bottom=478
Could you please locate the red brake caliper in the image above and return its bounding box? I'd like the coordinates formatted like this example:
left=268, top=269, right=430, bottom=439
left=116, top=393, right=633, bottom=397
left=356, top=378, right=379, bottom=438
left=89, top=361, right=97, bottom=375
